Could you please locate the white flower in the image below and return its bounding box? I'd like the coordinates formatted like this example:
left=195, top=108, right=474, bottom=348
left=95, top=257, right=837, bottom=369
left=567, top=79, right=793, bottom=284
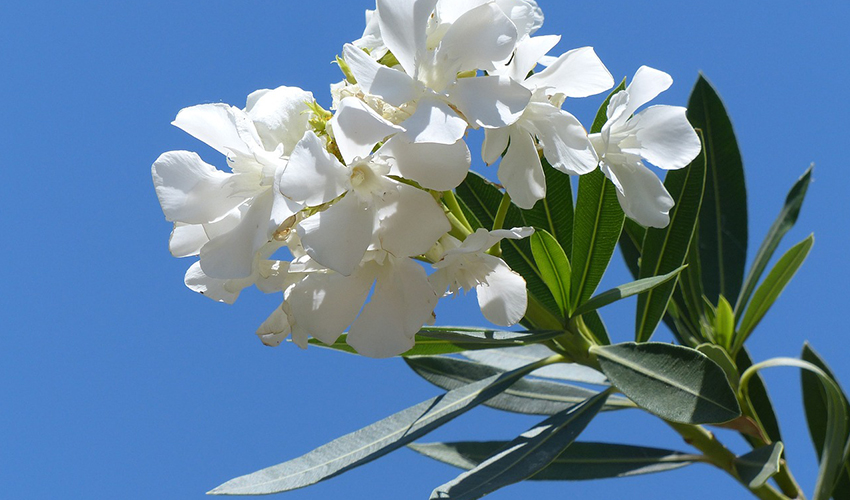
left=343, top=0, right=530, bottom=144
left=287, top=254, right=439, bottom=358
left=152, top=86, right=312, bottom=280
left=278, top=116, right=453, bottom=276
left=430, top=227, right=533, bottom=326
left=482, top=36, right=614, bottom=208
left=589, top=66, right=702, bottom=228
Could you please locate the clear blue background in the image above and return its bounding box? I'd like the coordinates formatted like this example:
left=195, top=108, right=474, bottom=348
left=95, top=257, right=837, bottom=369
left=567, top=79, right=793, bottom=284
left=2, top=1, right=848, bottom=498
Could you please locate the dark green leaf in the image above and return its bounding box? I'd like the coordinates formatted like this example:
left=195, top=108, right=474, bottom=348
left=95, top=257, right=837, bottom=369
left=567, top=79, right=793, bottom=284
left=734, top=442, right=784, bottom=488
left=405, top=356, right=630, bottom=415
left=736, top=348, right=782, bottom=445
left=697, top=344, right=739, bottom=390
left=411, top=441, right=697, bottom=481
left=530, top=230, right=571, bottom=317
left=570, top=168, right=625, bottom=312
left=735, top=165, right=813, bottom=318
left=429, top=390, right=610, bottom=499
left=635, top=146, right=706, bottom=342
left=802, top=343, right=850, bottom=500
left=619, top=218, right=645, bottom=280
left=580, top=310, right=611, bottom=346
left=574, top=266, right=686, bottom=317
left=735, top=234, right=814, bottom=349
left=688, top=75, right=748, bottom=305
left=305, top=327, right=565, bottom=356
left=592, top=342, right=741, bottom=424
left=208, top=356, right=556, bottom=495
left=523, top=160, right=575, bottom=259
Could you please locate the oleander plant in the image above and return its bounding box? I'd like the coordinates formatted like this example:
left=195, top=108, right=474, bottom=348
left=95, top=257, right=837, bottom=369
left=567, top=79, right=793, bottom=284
left=151, top=1, right=847, bottom=498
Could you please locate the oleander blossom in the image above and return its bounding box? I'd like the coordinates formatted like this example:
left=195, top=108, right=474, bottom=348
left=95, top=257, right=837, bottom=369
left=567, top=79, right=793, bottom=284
left=589, top=66, right=702, bottom=227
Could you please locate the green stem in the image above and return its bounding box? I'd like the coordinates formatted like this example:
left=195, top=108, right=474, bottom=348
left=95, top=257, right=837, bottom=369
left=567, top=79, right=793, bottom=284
left=487, top=192, right=512, bottom=257
left=667, top=423, right=790, bottom=500
left=442, top=191, right=473, bottom=233
left=446, top=212, right=472, bottom=240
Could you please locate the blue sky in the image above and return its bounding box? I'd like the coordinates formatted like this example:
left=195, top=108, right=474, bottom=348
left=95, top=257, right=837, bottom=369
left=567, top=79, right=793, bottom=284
left=2, top=1, right=849, bottom=499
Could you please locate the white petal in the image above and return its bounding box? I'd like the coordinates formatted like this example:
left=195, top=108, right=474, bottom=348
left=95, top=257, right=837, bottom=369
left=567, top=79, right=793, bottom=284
left=169, top=223, right=208, bottom=258
left=495, top=0, right=544, bottom=39
left=477, top=256, right=527, bottom=326
left=245, top=86, right=314, bottom=154
left=401, top=96, right=467, bottom=144
left=184, top=261, right=244, bottom=304
left=449, top=75, right=531, bottom=129
left=436, top=0, right=487, bottom=24
left=288, top=266, right=374, bottom=345
left=256, top=305, right=292, bottom=347
left=330, top=97, right=405, bottom=164
left=297, top=194, right=376, bottom=276
left=438, top=3, right=518, bottom=73
left=199, top=190, right=276, bottom=279
left=348, top=259, right=437, bottom=357
left=343, top=44, right=420, bottom=107
left=482, top=127, right=510, bottom=165
left=279, top=131, right=349, bottom=206
left=497, top=127, right=545, bottom=209
left=379, top=136, right=470, bottom=191
left=627, top=105, right=702, bottom=170
left=498, top=34, right=560, bottom=82
left=525, top=47, right=614, bottom=98
left=376, top=0, right=437, bottom=76
left=526, top=103, right=598, bottom=175
left=152, top=151, right=244, bottom=224
left=602, top=162, right=674, bottom=228
left=172, top=103, right=257, bottom=157
left=490, top=226, right=535, bottom=241
left=623, top=66, right=673, bottom=118
left=377, top=183, right=450, bottom=257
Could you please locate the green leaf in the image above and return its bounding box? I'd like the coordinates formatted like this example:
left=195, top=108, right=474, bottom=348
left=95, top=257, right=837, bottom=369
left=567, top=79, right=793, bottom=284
left=570, top=168, right=625, bottom=312
left=713, top=295, right=735, bottom=349
left=405, top=356, right=631, bottom=415
left=802, top=343, right=850, bottom=500
left=697, top=344, right=739, bottom=390
left=574, top=265, right=686, bottom=317
left=735, top=165, right=813, bottom=318
left=688, top=75, right=748, bottom=305
left=530, top=229, right=571, bottom=317
left=734, top=442, right=784, bottom=488
left=591, top=342, right=741, bottom=424
left=734, top=234, right=814, bottom=350
left=736, top=348, right=783, bottom=445
left=410, top=441, right=698, bottom=481
left=619, top=217, right=645, bottom=280
left=429, top=390, right=610, bottom=500
left=305, top=327, right=565, bottom=356
left=208, top=356, right=559, bottom=495
left=741, top=358, right=848, bottom=500
left=522, top=159, right=575, bottom=259
left=463, top=344, right=610, bottom=385
left=635, top=143, right=706, bottom=342
left=455, top=172, right=562, bottom=327
left=580, top=310, right=611, bottom=346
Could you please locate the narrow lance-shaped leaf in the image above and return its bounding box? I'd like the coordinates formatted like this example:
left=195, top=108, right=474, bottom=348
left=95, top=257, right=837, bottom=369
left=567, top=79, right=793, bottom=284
left=734, top=234, right=814, bottom=352
left=305, top=327, right=566, bottom=357
left=569, top=79, right=627, bottom=312
left=635, top=135, right=706, bottom=342
left=522, top=158, right=575, bottom=259
left=591, top=342, right=741, bottom=424
left=736, top=348, right=783, bottom=445
left=208, top=355, right=560, bottom=495
left=429, top=390, right=611, bottom=500
left=573, top=265, right=686, bottom=317
left=802, top=343, right=850, bottom=500
left=688, top=74, right=748, bottom=305
left=410, top=441, right=698, bottom=481
left=463, top=344, right=610, bottom=385
left=734, top=442, right=784, bottom=489
left=405, top=355, right=631, bottom=416
left=741, top=358, right=848, bottom=500
left=735, top=165, right=813, bottom=318
left=530, top=229, right=571, bottom=317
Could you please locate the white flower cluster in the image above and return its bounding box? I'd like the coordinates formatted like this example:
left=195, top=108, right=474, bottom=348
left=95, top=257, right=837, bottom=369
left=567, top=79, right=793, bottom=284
left=152, top=0, right=701, bottom=357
